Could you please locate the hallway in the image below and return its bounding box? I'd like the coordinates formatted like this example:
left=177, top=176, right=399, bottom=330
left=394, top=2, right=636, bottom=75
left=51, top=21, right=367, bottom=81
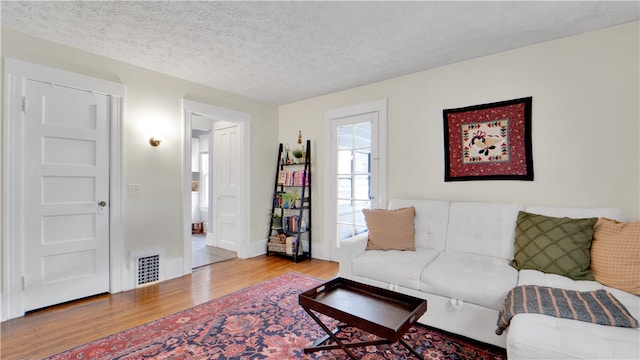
left=192, top=234, right=236, bottom=268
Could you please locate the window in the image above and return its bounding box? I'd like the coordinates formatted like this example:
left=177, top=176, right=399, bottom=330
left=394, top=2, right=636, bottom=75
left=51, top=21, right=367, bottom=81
left=336, top=121, right=372, bottom=241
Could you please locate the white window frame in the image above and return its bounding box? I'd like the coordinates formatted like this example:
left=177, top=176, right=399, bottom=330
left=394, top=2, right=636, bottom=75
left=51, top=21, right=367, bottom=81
left=324, top=99, right=387, bottom=261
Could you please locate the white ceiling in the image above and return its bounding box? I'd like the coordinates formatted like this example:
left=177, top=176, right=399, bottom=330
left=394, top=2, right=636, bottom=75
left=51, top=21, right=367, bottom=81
left=2, top=1, right=638, bottom=105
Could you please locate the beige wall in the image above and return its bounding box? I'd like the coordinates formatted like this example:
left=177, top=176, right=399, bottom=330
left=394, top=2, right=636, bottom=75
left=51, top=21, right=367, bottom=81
left=1, top=29, right=279, bottom=286
left=280, top=22, right=640, bottom=258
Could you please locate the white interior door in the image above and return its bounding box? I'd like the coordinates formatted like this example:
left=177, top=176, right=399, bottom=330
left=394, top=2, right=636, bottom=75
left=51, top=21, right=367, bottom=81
left=213, top=121, right=239, bottom=251
left=23, top=80, right=110, bottom=311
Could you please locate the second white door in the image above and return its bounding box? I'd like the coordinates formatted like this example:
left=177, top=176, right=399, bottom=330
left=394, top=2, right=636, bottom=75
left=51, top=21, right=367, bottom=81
left=213, top=121, right=240, bottom=251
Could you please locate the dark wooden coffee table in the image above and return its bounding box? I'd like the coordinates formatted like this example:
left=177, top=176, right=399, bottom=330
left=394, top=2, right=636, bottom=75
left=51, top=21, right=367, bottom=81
left=299, top=277, right=427, bottom=359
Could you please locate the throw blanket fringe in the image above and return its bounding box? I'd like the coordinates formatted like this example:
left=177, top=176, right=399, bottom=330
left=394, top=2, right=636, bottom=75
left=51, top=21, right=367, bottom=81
left=496, top=285, right=638, bottom=335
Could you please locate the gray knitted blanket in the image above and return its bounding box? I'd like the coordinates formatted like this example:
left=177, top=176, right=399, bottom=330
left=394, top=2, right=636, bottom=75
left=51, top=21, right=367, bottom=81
left=496, top=285, right=638, bottom=335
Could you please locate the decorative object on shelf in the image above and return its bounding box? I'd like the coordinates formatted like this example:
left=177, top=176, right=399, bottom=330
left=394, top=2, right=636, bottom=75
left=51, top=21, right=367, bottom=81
left=293, top=190, right=301, bottom=209
left=266, top=140, right=312, bottom=262
left=443, top=97, right=533, bottom=181
left=293, top=148, right=304, bottom=164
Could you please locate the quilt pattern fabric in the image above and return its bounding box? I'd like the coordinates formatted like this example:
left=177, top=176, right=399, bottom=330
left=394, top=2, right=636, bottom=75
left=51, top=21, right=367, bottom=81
left=496, top=285, right=638, bottom=335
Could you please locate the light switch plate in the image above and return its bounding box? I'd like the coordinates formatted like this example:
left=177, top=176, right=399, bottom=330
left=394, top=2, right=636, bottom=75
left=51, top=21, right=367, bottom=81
left=128, top=183, right=140, bottom=195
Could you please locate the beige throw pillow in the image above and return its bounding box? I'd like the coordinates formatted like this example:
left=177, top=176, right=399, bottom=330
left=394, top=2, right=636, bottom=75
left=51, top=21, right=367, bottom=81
left=363, top=206, right=416, bottom=251
left=591, top=218, right=640, bottom=295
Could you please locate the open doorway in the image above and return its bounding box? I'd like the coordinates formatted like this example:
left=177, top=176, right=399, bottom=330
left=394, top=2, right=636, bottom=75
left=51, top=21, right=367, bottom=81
left=190, top=128, right=236, bottom=268
left=182, top=100, right=251, bottom=273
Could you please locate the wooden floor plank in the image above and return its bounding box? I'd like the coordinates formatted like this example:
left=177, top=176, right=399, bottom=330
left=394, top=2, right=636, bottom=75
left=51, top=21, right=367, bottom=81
left=0, top=255, right=338, bottom=359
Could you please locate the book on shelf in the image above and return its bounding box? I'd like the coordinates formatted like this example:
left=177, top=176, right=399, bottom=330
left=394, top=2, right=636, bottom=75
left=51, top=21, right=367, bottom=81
left=277, top=170, right=309, bottom=187
left=285, top=236, right=302, bottom=255
left=277, top=171, right=286, bottom=186
left=283, top=215, right=302, bottom=232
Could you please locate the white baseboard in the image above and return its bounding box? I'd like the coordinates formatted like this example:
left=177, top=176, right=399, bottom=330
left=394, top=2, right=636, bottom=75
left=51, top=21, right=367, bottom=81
left=311, top=243, right=329, bottom=260
left=164, top=257, right=184, bottom=280
left=250, top=239, right=268, bottom=258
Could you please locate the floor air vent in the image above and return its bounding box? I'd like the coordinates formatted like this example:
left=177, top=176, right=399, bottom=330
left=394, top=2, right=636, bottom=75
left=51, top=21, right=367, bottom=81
left=136, top=254, right=160, bottom=286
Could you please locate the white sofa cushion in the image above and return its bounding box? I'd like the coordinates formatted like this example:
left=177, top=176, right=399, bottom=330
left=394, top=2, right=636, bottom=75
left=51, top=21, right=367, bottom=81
left=446, top=202, right=523, bottom=260
left=507, top=313, right=640, bottom=359
left=420, top=252, right=518, bottom=309
left=352, top=247, right=441, bottom=290
left=388, top=199, right=449, bottom=251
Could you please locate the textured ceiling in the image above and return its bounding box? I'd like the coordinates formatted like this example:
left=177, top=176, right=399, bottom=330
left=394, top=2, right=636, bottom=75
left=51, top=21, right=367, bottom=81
left=2, top=1, right=638, bottom=105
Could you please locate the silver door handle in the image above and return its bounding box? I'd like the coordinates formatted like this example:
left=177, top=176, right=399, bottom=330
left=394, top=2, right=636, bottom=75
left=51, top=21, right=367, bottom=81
left=98, top=201, right=107, bottom=207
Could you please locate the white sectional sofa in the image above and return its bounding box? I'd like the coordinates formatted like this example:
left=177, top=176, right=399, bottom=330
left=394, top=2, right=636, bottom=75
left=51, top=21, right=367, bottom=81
left=338, top=199, right=640, bottom=359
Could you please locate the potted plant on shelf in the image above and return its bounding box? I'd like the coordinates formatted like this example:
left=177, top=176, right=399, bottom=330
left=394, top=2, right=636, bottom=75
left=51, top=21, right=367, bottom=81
left=271, top=213, right=282, bottom=228
left=280, top=192, right=295, bottom=209
left=279, top=191, right=301, bottom=209
left=293, top=148, right=304, bottom=164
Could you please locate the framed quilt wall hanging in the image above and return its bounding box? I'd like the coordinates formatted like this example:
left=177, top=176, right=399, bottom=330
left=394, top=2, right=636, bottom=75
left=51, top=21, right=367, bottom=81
left=443, top=96, right=533, bottom=181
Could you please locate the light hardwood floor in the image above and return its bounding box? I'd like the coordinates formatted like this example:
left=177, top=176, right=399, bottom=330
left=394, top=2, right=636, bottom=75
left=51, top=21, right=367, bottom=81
left=1, top=255, right=338, bottom=359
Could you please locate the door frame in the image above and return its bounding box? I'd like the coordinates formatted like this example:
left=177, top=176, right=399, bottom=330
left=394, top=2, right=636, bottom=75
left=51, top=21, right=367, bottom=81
left=181, top=99, right=250, bottom=274
left=323, top=99, right=388, bottom=261
left=1, top=57, right=125, bottom=321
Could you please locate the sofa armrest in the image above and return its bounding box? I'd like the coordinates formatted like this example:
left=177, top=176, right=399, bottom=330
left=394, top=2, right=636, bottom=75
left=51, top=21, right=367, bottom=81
left=337, top=232, right=368, bottom=279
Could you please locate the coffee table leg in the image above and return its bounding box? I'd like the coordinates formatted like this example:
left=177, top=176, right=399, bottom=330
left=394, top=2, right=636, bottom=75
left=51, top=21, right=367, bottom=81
left=399, top=338, right=424, bottom=360
left=309, top=323, right=346, bottom=348
left=301, top=307, right=424, bottom=360
left=302, top=307, right=359, bottom=359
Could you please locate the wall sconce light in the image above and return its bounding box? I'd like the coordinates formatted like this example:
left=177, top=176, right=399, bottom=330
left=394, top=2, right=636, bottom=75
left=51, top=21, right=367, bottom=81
left=149, top=137, right=162, bottom=147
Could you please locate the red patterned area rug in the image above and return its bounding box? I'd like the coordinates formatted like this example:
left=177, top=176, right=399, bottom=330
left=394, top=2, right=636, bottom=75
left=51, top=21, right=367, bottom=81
left=46, top=272, right=506, bottom=359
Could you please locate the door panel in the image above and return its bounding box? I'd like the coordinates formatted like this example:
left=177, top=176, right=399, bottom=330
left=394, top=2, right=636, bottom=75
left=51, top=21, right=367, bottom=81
left=23, top=80, right=110, bottom=311
left=214, top=123, right=239, bottom=251
left=44, top=137, right=96, bottom=165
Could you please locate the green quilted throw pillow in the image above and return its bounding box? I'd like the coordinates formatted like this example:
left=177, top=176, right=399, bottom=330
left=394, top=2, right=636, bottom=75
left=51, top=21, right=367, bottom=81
left=510, top=211, right=598, bottom=280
